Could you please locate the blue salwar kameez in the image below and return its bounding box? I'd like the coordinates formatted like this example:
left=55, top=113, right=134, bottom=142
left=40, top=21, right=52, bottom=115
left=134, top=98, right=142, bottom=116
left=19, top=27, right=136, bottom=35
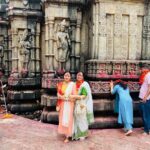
left=112, top=85, right=133, bottom=130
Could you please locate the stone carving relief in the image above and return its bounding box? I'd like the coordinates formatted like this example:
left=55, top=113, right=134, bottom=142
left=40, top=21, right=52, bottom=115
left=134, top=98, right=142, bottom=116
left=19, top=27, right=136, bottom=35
left=85, top=60, right=148, bottom=79
left=18, top=29, right=33, bottom=77
left=89, top=81, right=140, bottom=94
left=55, top=19, right=71, bottom=72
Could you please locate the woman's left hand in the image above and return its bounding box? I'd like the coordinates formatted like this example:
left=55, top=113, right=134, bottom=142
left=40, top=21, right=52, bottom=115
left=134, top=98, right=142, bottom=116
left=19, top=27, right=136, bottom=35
left=70, top=98, right=76, bottom=102
left=142, top=97, right=147, bottom=103
left=110, top=80, right=113, bottom=87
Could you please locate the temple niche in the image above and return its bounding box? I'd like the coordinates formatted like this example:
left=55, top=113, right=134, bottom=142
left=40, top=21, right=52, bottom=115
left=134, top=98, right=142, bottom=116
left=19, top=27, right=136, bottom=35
left=0, top=0, right=150, bottom=128
left=41, top=0, right=84, bottom=79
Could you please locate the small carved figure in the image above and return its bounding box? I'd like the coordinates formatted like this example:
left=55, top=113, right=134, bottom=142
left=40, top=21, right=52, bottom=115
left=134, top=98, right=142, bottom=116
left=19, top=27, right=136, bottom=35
left=55, top=19, right=71, bottom=71
left=19, top=29, right=32, bottom=74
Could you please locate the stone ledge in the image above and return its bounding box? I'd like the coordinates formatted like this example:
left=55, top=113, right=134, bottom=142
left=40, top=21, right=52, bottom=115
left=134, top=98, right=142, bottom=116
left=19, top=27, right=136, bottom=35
left=7, top=90, right=41, bottom=100
left=40, top=110, right=143, bottom=129
left=41, top=79, right=140, bottom=93
left=41, top=94, right=140, bottom=111
left=89, top=81, right=140, bottom=94
left=43, top=0, right=86, bottom=5
left=8, top=78, right=41, bottom=87
left=8, top=103, right=41, bottom=113
left=8, top=8, right=43, bottom=17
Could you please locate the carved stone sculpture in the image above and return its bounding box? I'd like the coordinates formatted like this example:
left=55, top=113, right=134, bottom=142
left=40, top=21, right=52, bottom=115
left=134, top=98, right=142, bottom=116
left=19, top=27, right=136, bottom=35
left=19, top=29, right=32, bottom=77
left=55, top=19, right=71, bottom=72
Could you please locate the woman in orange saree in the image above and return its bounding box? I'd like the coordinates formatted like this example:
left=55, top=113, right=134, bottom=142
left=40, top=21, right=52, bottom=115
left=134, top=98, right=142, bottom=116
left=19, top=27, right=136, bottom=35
left=56, top=72, right=75, bottom=143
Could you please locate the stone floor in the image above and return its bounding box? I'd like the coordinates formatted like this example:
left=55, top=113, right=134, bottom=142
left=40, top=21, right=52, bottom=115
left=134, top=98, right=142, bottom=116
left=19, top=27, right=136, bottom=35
left=0, top=114, right=150, bottom=150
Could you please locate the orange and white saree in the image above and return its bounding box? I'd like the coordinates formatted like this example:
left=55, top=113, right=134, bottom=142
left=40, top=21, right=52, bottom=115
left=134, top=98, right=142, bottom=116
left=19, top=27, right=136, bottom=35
left=57, top=81, right=75, bottom=137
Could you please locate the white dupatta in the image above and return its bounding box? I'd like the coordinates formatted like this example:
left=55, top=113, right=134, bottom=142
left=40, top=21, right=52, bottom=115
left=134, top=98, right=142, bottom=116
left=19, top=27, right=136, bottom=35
left=62, top=81, right=74, bottom=127
left=79, top=81, right=94, bottom=124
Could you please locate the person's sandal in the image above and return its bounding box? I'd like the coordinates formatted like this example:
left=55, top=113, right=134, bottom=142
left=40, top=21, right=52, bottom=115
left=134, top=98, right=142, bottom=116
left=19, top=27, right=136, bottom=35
left=79, top=137, right=86, bottom=141
left=142, top=132, right=149, bottom=136
left=125, top=130, right=133, bottom=136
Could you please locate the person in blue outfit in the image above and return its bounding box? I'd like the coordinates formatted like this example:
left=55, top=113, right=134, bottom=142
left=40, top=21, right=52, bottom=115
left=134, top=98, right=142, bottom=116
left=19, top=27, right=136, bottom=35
left=110, top=80, right=133, bottom=136
left=138, top=65, right=150, bottom=135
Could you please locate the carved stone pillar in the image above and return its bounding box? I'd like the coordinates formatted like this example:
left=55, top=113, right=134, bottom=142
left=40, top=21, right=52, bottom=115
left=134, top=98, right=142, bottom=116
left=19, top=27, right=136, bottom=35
left=70, top=20, right=76, bottom=74
left=7, top=0, right=42, bottom=113
left=129, top=14, right=137, bottom=60
left=35, top=22, right=41, bottom=76
left=142, top=1, right=150, bottom=59
left=75, top=9, right=82, bottom=71
left=48, top=18, right=55, bottom=73
left=0, top=2, right=9, bottom=79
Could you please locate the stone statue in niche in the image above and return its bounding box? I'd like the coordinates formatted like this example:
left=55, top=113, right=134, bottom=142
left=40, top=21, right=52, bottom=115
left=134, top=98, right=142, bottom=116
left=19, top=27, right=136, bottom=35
left=19, top=29, right=32, bottom=77
left=55, top=19, right=71, bottom=74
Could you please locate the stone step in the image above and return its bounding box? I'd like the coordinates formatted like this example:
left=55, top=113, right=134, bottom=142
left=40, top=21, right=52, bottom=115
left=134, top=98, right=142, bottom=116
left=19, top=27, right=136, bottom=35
left=41, top=95, right=141, bottom=112
left=40, top=110, right=143, bottom=129
left=91, top=117, right=142, bottom=129
left=8, top=77, right=41, bottom=88
left=8, top=103, right=41, bottom=113
left=7, top=90, right=41, bottom=100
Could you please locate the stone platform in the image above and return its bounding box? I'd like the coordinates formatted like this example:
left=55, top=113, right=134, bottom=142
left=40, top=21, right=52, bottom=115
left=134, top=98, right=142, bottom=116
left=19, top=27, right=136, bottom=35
left=0, top=114, right=150, bottom=150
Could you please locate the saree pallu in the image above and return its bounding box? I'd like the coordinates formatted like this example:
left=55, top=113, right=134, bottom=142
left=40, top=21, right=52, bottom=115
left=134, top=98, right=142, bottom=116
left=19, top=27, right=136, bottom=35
left=73, top=81, right=94, bottom=140
left=57, top=82, right=63, bottom=108
left=58, top=81, right=75, bottom=137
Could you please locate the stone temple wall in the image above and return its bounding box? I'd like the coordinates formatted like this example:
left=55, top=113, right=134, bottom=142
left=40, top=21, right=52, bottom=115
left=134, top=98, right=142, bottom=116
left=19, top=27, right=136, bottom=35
left=88, top=0, right=145, bottom=60
left=0, top=0, right=150, bottom=127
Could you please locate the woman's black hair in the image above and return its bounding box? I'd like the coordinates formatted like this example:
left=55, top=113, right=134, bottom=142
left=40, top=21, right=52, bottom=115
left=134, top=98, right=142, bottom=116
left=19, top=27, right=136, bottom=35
left=76, top=71, right=85, bottom=78
left=54, top=70, right=70, bottom=78
left=115, top=81, right=127, bottom=90
left=63, top=71, right=71, bottom=76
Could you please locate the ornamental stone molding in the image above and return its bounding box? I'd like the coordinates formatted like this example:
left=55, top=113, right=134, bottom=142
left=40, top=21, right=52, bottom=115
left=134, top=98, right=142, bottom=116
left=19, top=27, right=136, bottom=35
left=85, top=60, right=150, bottom=79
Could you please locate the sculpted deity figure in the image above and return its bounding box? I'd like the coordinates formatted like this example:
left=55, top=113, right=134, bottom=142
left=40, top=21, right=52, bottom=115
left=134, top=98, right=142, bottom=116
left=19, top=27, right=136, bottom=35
left=55, top=19, right=71, bottom=71
left=19, top=29, right=32, bottom=74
